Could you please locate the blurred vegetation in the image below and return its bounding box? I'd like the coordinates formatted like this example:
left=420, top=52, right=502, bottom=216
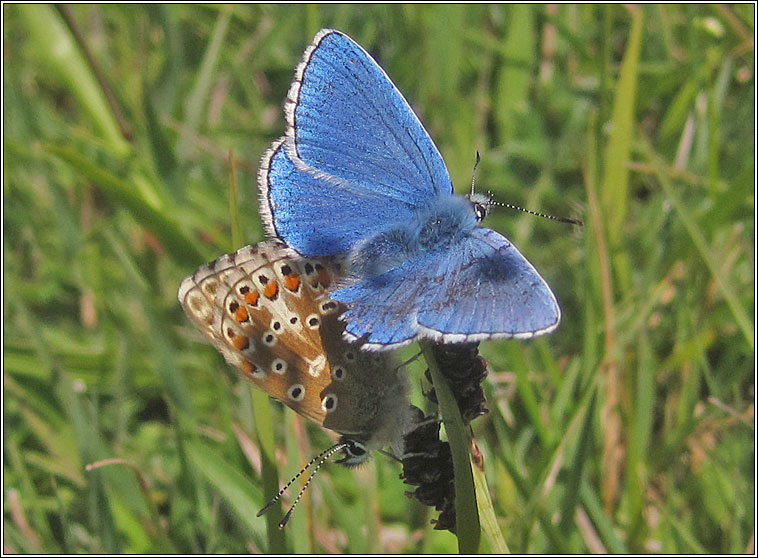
left=3, top=4, right=754, bottom=554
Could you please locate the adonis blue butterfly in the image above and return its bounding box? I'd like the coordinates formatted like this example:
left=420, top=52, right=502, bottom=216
left=258, top=29, right=561, bottom=349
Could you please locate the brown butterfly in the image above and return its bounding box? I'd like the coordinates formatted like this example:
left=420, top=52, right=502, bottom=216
left=178, top=238, right=416, bottom=462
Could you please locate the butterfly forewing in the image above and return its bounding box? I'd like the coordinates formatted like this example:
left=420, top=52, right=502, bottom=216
left=285, top=29, right=453, bottom=204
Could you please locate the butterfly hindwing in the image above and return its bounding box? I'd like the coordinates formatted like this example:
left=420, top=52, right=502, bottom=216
left=180, top=243, right=330, bottom=425
left=332, top=228, right=560, bottom=348
left=414, top=227, right=561, bottom=342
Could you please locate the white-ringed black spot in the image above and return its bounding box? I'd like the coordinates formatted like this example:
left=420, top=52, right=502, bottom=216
left=321, top=394, right=337, bottom=413
left=305, top=314, right=320, bottom=329
left=272, top=359, right=287, bottom=375
left=262, top=332, right=277, bottom=347
left=320, top=300, right=338, bottom=313
left=332, top=366, right=346, bottom=380
left=287, top=384, right=305, bottom=402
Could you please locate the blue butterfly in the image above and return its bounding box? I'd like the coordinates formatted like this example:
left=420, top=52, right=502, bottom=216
left=258, top=29, right=561, bottom=349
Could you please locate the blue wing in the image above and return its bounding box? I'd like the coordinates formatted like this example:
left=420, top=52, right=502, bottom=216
left=259, top=137, right=411, bottom=256
left=332, top=227, right=561, bottom=348
left=259, top=29, right=454, bottom=258
left=287, top=29, right=453, bottom=204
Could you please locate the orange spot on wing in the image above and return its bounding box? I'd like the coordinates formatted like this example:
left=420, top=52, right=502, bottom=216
left=284, top=273, right=300, bottom=292
left=241, top=360, right=254, bottom=375
left=232, top=335, right=250, bottom=351
left=264, top=280, right=279, bottom=299
left=244, top=291, right=260, bottom=306
left=234, top=306, right=249, bottom=323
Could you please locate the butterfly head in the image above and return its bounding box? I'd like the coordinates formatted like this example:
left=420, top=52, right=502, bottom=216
left=468, top=192, right=494, bottom=223
left=333, top=436, right=370, bottom=467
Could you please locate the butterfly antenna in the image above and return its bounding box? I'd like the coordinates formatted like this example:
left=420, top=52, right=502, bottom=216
left=470, top=151, right=482, bottom=197
left=488, top=193, right=583, bottom=227
left=257, top=441, right=350, bottom=529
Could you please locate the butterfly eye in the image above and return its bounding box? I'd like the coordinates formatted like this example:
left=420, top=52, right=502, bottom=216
left=474, top=201, right=488, bottom=221
left=336, top=439, right=370, bottom=467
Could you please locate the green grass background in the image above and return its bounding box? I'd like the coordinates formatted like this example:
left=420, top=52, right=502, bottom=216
left=3, top=4, right=754, bottom=554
